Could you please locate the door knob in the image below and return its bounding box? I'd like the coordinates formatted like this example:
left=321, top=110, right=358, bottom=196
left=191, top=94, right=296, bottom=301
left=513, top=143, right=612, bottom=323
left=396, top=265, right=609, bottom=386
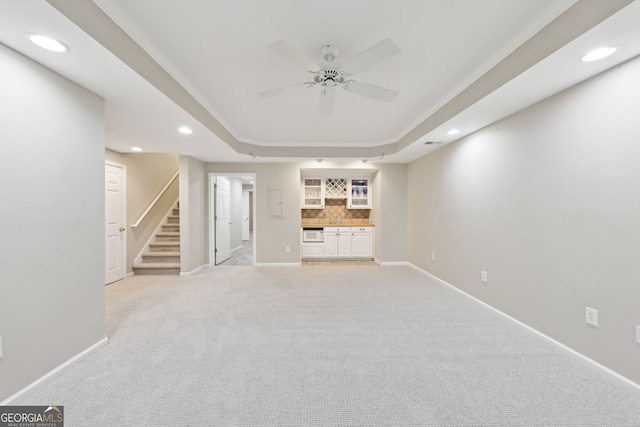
left=119, top=227, right=125, bottom=232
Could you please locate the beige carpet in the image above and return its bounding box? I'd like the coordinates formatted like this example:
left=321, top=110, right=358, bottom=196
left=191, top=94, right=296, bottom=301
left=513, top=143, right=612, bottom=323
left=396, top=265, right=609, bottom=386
left=13, top=265, right=640, bottom=426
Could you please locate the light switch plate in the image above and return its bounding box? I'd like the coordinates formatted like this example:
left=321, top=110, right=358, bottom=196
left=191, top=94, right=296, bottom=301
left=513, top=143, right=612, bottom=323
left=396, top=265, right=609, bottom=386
left=0, top=336, right=3, bottom=358
left=636, top=325, right=640, bottom=344
left=585, top=307, right=598, bottom=327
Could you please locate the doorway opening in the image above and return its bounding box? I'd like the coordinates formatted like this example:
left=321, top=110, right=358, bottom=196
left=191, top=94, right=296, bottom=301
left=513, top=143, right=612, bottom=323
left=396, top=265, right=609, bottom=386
left=208, top=173, right=256, bottom=266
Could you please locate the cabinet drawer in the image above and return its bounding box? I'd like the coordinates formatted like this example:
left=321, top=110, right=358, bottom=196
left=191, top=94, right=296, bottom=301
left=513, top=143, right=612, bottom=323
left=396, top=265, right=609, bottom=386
left=324, top=227, right=351, bottom=233
left=352, top=227, right=372, bottom=233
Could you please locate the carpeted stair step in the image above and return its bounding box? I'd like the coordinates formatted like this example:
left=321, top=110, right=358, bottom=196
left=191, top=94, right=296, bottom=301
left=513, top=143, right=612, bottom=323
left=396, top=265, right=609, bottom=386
left=156, top=231, right=180, bottom=242
left=162, top=223, right=180, bottom=232
left=149, top=241, right=180, bottom=252
left=133, top=202, right=181, bottom=276
left=132, top=262, right=180, bottom=275
left=142, top=251, right=180, bottom=263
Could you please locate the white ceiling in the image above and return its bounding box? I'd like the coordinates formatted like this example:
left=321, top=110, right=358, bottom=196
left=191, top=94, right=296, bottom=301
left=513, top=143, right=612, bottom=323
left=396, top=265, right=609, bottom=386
left=1, top=0, right=639, bottom=163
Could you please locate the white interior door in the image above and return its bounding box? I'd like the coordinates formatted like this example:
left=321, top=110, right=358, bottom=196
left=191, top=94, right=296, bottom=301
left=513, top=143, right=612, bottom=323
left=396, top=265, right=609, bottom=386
left=215, top=177, right=231, bottom=264
left=105, top=162, right=126, bottom=284
left=242, top=190, right=250, bottom=241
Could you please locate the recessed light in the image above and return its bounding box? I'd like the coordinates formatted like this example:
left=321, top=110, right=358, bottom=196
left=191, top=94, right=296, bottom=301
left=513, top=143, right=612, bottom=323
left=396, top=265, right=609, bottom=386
left=178, top=126, right=193, bottom=135
left=446, top=129, right=460, bottom=136
left=581, top=47, right=616, bottom=62
left=28, top=34, right=69, bottom=52
left=131, top=147, right=143, bottom=152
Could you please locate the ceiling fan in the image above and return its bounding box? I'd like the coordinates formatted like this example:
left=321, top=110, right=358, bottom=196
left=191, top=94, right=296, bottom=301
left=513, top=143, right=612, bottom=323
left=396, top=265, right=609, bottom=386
left=258, top=39, right=401, bottom=114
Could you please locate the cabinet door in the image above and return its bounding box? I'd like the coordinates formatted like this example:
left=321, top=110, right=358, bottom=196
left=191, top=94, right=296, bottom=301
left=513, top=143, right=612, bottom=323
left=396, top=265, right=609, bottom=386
left=324, top=233, right=338, bottom=257
left=302, top=243, right=325, bottom=258
left=348, top=177, right=371, bottom=209
left=351, top=232, right=374, bottom=258
left=337, top=233, right=352, bottom=257
left=302, top=177, right=324, bottom=208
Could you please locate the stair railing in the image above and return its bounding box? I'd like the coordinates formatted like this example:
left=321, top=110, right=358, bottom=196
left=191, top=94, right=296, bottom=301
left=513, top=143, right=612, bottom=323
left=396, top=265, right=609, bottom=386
left=132, top=171, right=179, bottom=229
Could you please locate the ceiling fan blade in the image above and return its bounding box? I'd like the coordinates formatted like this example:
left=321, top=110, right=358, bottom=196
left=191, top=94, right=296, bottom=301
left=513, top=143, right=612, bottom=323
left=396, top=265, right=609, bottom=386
left=258, top=82, right=308, bottom=98
left=342, top=39, right=401, bottom=75
left=344, top=81, right=398, bottom=103
left=268, top=40, right=321, bottom=72
left=319, top=88, right=335, bottom=115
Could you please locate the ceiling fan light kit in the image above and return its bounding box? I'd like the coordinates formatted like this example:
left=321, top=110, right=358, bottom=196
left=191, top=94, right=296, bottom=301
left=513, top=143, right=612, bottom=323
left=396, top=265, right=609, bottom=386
left=259, top=39, right=401, bottom=114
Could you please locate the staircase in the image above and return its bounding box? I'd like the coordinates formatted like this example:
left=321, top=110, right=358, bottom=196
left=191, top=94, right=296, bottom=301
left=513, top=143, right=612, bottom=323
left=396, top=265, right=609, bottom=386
left=133, top=204, right=180, bottom=275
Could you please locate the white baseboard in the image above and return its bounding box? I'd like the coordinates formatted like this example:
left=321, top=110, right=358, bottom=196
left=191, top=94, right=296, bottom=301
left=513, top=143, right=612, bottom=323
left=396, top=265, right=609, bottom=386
left=408, top=263, right=640, bottom=392
left=378, top=261, right=410, bottom=266
left=179, top=263, right=210, bottom=277
left=255, top=262, right=301, bottom=267
left=1, top=336, right=109, bottom=405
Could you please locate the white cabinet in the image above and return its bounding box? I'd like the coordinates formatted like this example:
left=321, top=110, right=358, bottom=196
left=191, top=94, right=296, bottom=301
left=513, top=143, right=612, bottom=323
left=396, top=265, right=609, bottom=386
left=301, top=177, right=324, bottom=208
left=324, top=227, right=352, bottom=258
left=302, top=243, right=324, bottom=258
left=301, top=174, right=372, bottom=209
left=338, top=233, right=352, bottom=257
left=325, top=178, right=348, bottom=199
left=321, top=226, right=374, bottom=259
left=302, top=226, right=375, bottom=260
left=351, top=227, right=374, bottom=258
left=323, top=232, right=338, bottom=257
left=348, top=177, right=371, bottom=209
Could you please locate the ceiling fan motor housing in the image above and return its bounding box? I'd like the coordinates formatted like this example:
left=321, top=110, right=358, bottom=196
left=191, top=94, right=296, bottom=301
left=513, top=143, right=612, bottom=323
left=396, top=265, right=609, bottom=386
left=313, top=45, right=348, bottom=88
left=314, top=67, right=347, bottom=86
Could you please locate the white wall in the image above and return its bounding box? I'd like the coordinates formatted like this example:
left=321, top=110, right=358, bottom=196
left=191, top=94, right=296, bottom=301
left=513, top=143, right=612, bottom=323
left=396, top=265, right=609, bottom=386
left=408, top=55, right=640, bottom=385
left=375, top=164, right=408, bottom=263
left=0, top=44, right=106, bottom=401
left=179, top=156, right=207, bottom=274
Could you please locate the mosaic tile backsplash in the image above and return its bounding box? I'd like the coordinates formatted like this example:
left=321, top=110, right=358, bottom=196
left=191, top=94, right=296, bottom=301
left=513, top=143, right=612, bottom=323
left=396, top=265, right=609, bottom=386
left=301, top=199, right=370, bottom=224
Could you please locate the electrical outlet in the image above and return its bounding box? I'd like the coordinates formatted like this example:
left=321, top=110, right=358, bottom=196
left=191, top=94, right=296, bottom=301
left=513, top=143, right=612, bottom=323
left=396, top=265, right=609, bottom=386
left=285, top=246, right=290, bottom=254
left=585, top=307, right=598, bottom=327
left=636, top=325, right=640, bottom=344
left=481, top=271, right=487, bottom=283
left=431, top=252, right=435, bottom=261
